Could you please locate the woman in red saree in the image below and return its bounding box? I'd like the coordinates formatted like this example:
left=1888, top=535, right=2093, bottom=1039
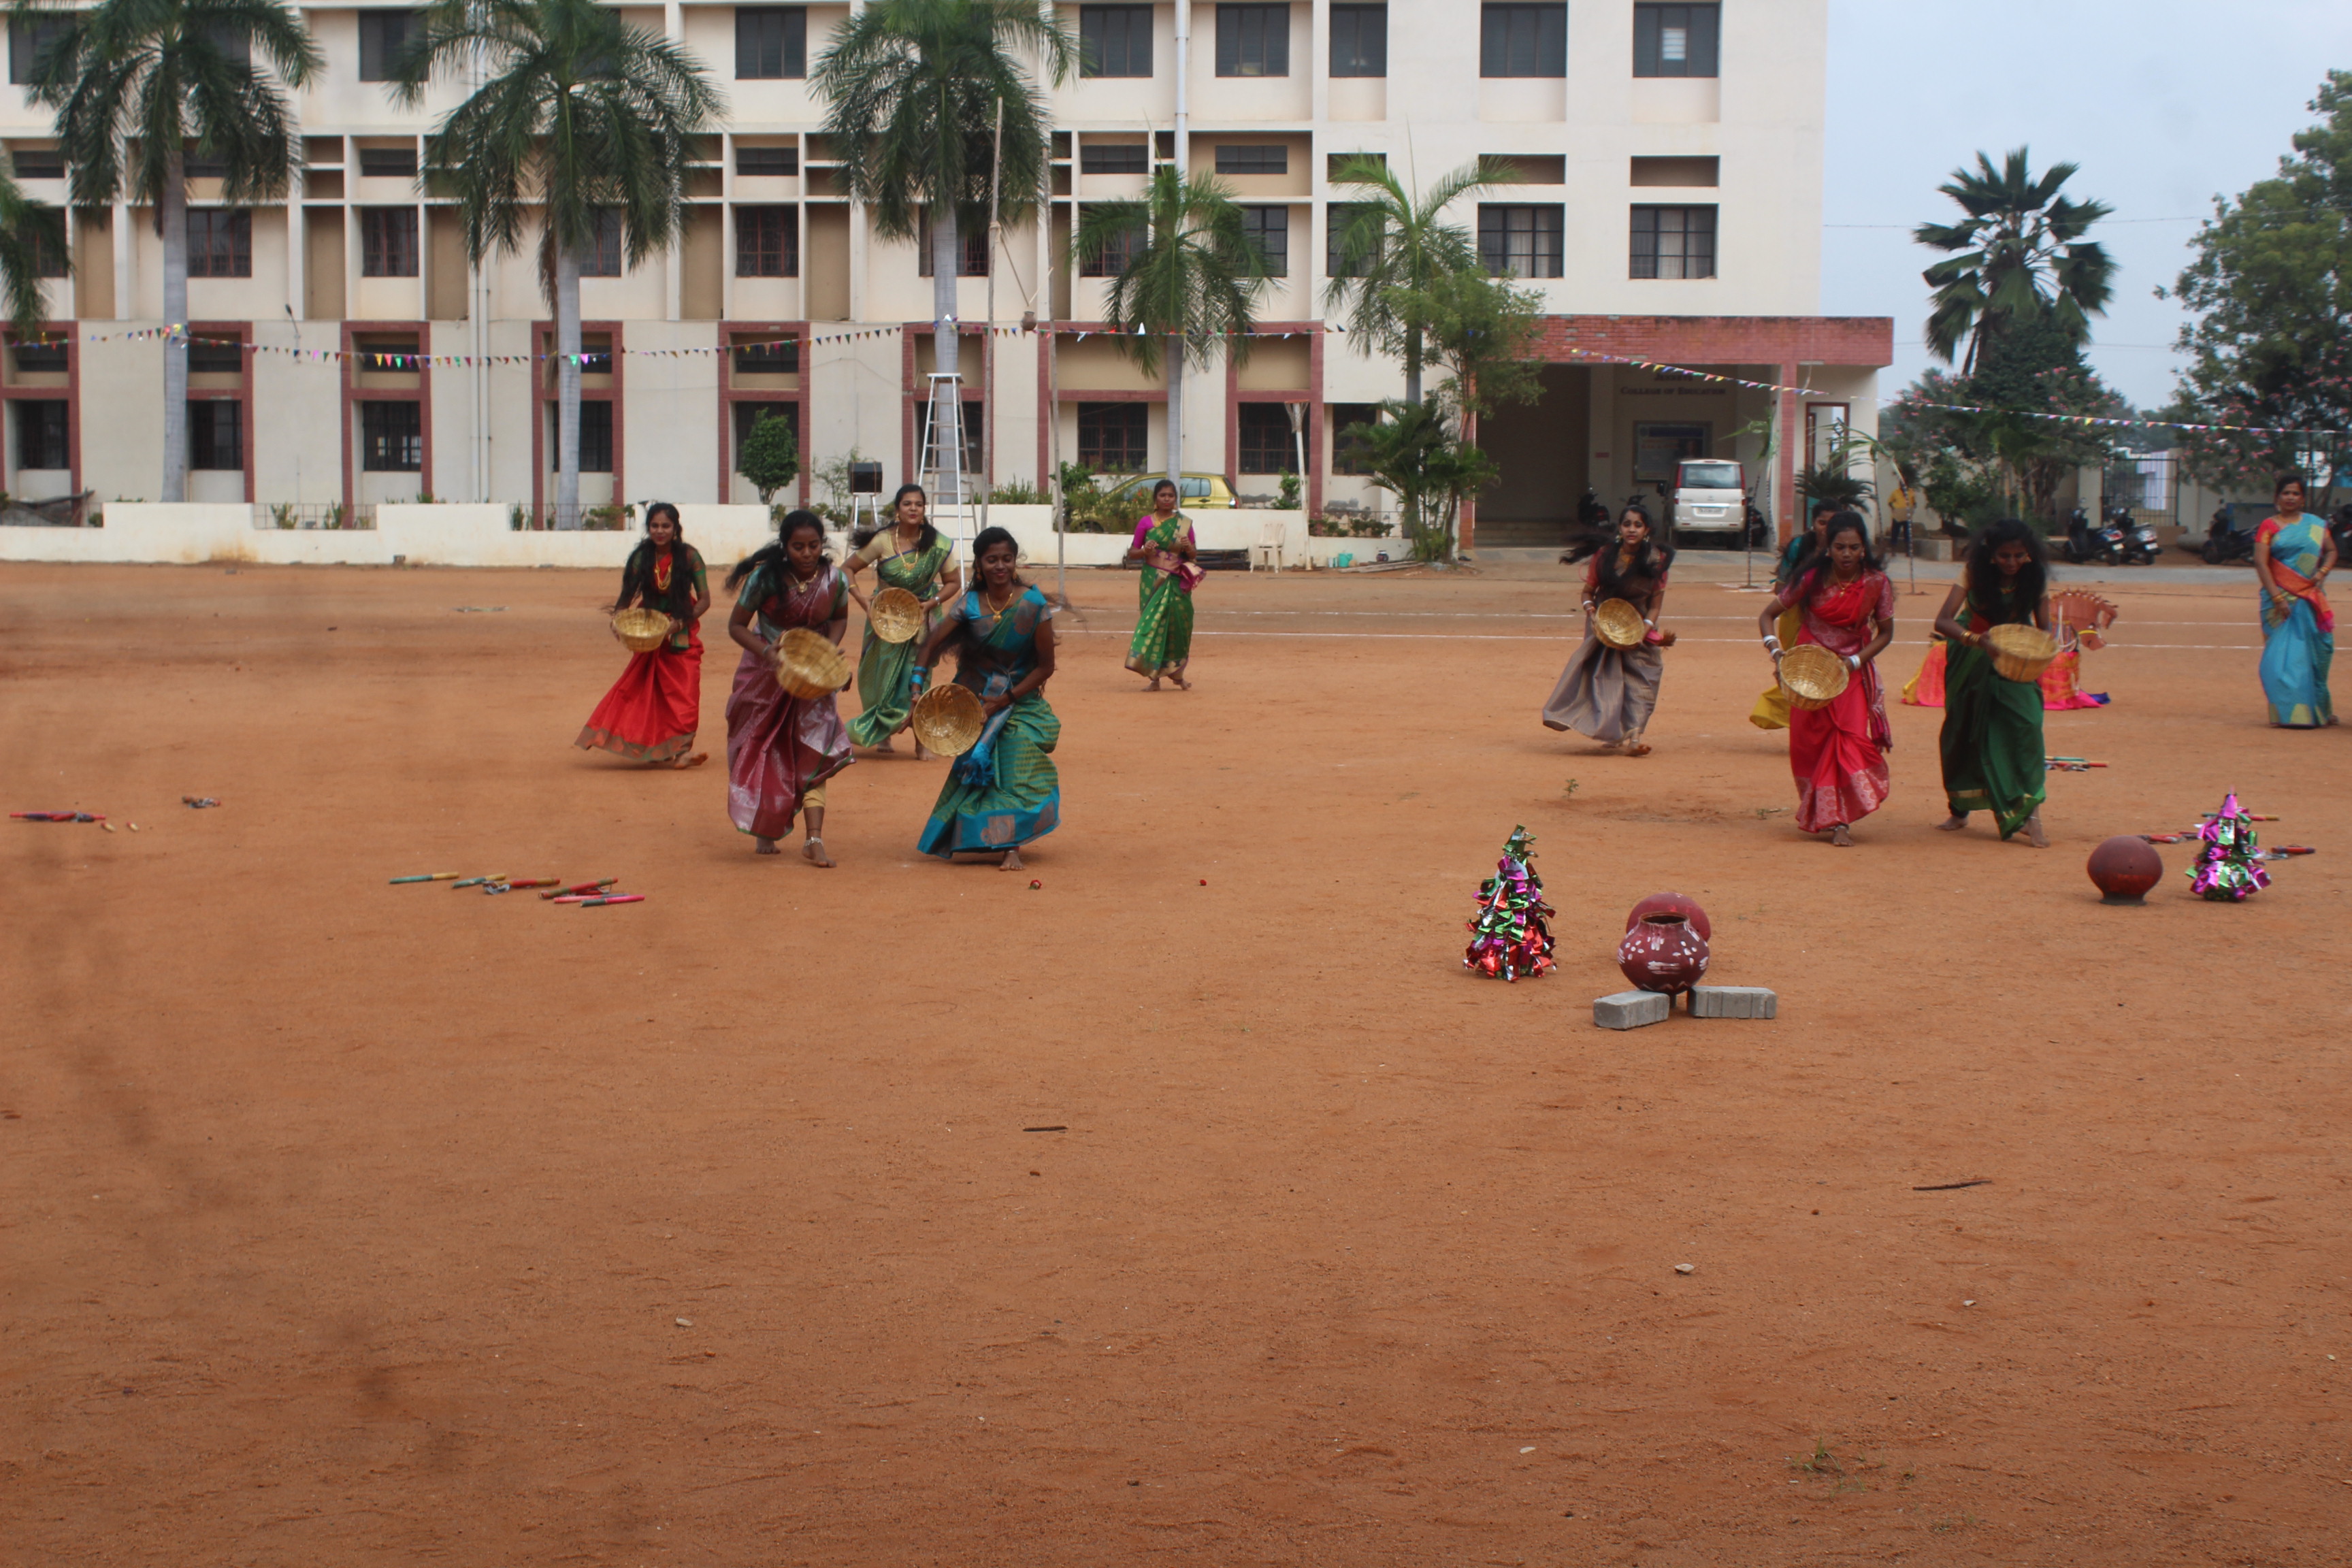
left=576, top=502, right=709, bottom=767
left=724, top=510, right=855, bottom=865
left=1754, top=512, right=1896, bottom=847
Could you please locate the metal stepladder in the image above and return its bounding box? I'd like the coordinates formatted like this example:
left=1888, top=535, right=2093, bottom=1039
left=917, top=372, right=975, bottom=568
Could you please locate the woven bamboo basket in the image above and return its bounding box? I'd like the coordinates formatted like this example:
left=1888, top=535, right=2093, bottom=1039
left=772, top=627, right=851, bottom=698
left=610, top=608, right=672, bottom=653
left=1777, top=644, right=1850, bottom=710
left=1593, top=598, right=1646, bottom=650
left=1982, top=623, right=2059, bottom=683
left=869, top=587, right=926, bottom=644
left=910, top=682, right=987, bottom=757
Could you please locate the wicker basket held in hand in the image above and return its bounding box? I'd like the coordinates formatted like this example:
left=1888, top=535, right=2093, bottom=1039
left=610, top=608, right=672, bottom=653
left=772, top=627, right=851, bottom=698
left=1776, top=644, right=1850, bottom=710
left=1982, top=623, right=2059, bottom=683
left=910, top=682, right=987, bottom=757
left=868, top=587, right=926, bottom=644
left=1593, top=599, right=1647, bottom=650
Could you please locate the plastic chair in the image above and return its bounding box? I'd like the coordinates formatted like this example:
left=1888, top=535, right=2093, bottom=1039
left=1252, top=517, right=1286, bottom=572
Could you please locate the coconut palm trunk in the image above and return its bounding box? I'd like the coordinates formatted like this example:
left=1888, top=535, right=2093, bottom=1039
left=1163, top=352, right=1181, bottom=493
left=931, top=201, right=959, bottom=380
left=553, top=242, right=581, bottom=527
left=159, top=147, right=189, bottom=502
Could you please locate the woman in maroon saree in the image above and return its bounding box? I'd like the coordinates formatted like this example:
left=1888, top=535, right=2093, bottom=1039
left=724, top=510, right=855, bottom=864
left=1755, top=512, right=1896, bottom=847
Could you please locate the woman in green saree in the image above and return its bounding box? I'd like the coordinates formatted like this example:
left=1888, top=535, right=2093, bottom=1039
left=1124, top=479, right=1199, bottom=690
left=913, top=527, right=1061, bottom=870
left=1933, top=519, right=2052, bottom=848
left=845, top=483, right=962, bottom=752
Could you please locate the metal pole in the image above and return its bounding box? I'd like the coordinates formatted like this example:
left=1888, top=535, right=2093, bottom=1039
left=983, top=99, right=1002, bottom=547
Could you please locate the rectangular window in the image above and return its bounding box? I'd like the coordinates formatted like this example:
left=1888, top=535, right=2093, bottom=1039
left=1077, top=206, right=1144, bottom=276
left=14, top=398, right=67, bottom=469
left=189, top=337, right=245, bottom=374
left=1629, top=203, right=1716, bottom=278
left=734, top=400, right=798, bottom=464
left=915, top=208, right=989, bottom=277
left=187, top=210, right=252, bottom=278
left=1215, top=3, right=1289, bottom=78
left=357, top=10, right=417, bottom=82
left=1480, top=3, right=1565, bottom=77
left=1237, top=403, right=1297, bottom=474
left=1239, top=206, right=1288, bottom=278
left=11, top=337, right=65, bottom=374
left=1326, top=202, right=1380, bottom=278
left=1330, top=402, right=1379, bottom=474
left=735, top=144, right=798, bottom=177
left=582, top=210, right=623, bottom=276
left=734, top=7, right=807, bottom=78
left=26, top=211, right=65, bottom=277
left=353, top=336, right=419, bottom=373
left=8, top=18, right=66, bottom=85
left=189, top=399, right=242, bottom=470
left=732, top=333, right=800, bottom=374
left=1215, top=144, right=1287, bottom=176
left=1477, top=203, right=1563, bottom=278
left=551, top=402, right=615, bottom=472
left=361, top=207, right=419, bottom=276
left=1079, top=141, right=1148, bottom=175
left=735, top=206, right=798, bottom=276
left=358, top=146, right=418, bottom=179
left=1328, top=3, right=1386, bottom=76
left=10, top=148, right=63, bottom=180
left=360, top=400, right=423, bottom=472
left=1078, top=5, right=1152, bottom=78
left=1077, top=402, right=1147, bottom=472
left=1633, top=3, right=1718, bottom=78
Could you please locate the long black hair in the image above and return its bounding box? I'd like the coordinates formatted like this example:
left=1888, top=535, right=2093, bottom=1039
left=1776, top=497, right=1844, bottom=587
left=1791, top=510, right=1882, bottom=602
left=1592, top=506, right=1673, bottom=594
left=728, top=508, right=832, bottom=593
left=853, top=482, right=940, bottom=553
left=1963, top=517, right=2048, bottom=623
left=616, top=502, right=695, bottom=616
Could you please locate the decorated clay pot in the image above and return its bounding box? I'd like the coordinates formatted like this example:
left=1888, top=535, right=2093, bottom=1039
left=2087, top=834, right=2163, bottom=904
left=1625, top=890, right=1712, bottom=942
left=1617, top=912, right=1710, bottom=995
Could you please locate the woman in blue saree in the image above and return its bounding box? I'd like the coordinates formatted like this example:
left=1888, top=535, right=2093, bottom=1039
left=912, top=527, right=1060, bottom=870
left=2253, top=474, right=2336, bottom=728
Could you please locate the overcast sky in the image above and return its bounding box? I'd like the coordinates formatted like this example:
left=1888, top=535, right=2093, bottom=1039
left=1820, top=0, right=2352, bottom=410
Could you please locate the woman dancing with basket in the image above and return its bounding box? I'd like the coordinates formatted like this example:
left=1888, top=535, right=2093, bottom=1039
left=1124, top=479, right=1199, bottom=690
left=844, top=483, right=962, bottom=752
left=724, top=510, right=855, bottom=865
left=576, top=502, right=710, bottom=767
left=1748, top=498, right=1842, bottom=732
left=1931, top=519, right=2051, bottom=847
left=2253, top=473, right=2336, bottom=728
left=1544, top=505, right=1674, bottom=755
left=913, top=526, right=1060, bottom=869
left=1754, top=510, right=1895, bottom=847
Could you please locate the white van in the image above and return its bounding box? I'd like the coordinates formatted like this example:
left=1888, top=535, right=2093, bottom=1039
left=1671, top=459, right=1746, bottom=540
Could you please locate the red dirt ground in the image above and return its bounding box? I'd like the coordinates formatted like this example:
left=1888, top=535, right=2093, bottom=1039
left=2, top=560, right=2346, bottom=1567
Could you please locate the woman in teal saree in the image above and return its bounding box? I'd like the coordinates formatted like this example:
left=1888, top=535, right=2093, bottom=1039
left=2253, top=474, right=2336, bottom=729
left=1933, top=519, right=2051, bottom=847
left=1124, top=479, right=1199, bottom=689
left=845, top=483, right=962, bottom=751
left=913, top=527, right=1061, bottom=870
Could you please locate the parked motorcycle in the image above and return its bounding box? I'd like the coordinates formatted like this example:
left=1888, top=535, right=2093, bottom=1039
left=1742, top=491, right=1771, bottom=549
left=2329, top=504, right=2352, bottom=564
left=2112, top=502, right=2161, bottom=565
left=2198, top=502, right=2257, bottom=565
left=2063, top=506, right=2124, bottom=566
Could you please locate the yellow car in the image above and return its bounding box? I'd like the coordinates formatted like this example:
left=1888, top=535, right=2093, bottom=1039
left=1101, top=472, right=1238, bottom=509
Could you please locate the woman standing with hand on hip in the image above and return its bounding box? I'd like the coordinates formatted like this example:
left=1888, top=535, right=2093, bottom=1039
left=844, top=483, right=962, bottom=752
left=1755, top=510, right=1895, bottom=847
left=1124, top=478, right=1200, bottom=690
left=1544, top=505, right=1674, bottom=755
left=723, top=510, right=855, bottom=865
left=1933, top=518, right=2052, bottom=847
left=576, top=502, right=710, bottom=767
left=2253, top=473, right=2336, bottom=728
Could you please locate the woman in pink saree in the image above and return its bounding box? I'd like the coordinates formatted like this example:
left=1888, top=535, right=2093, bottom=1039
left=724, top=510, right=855, bottom=864
left=1755, top=512, right=1896, bottom=847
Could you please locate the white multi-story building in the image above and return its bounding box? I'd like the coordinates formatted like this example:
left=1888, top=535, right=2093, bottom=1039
left=1, top=0, right=1886, bottom=545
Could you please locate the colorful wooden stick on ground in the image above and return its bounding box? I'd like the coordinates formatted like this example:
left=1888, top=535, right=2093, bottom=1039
left=578, top=896, right=644, bottom=907
left=540, top=879, right=617, bottom=899
left=389, top=872, right=461, bottom=884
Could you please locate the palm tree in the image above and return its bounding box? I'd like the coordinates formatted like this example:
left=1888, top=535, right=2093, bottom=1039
left=813, top=0, right=1072, bottom=417
left=24, top=0, right=319, bottom=501
left=1324, top=155, right=1493, bottom=408
left=1916, top=147, right=2114, bottom=374
left=1072, top=165, right=1268, bottom=493
left=391, top=0, right=721, bottom=527
left=0, top=163, right=66, bottom=336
